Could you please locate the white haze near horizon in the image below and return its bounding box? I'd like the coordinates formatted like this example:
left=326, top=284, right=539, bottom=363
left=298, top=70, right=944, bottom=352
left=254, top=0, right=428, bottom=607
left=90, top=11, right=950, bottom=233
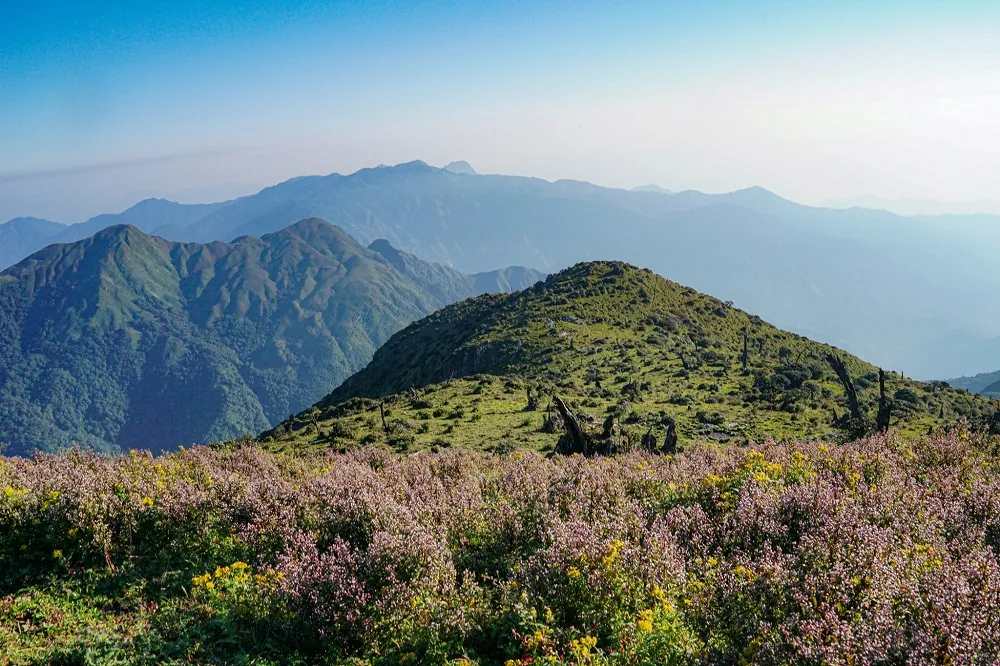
left=1, top=21, right=999, bottom=224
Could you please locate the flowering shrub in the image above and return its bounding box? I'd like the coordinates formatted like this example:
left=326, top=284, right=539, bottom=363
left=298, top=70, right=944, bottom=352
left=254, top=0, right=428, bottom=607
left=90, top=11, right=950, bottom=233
left=3, top=431, right=1000, bottom=663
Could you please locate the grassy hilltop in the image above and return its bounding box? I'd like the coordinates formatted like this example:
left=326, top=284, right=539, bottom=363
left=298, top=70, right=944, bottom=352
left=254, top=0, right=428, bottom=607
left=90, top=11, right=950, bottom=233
left=265, top=261, right=993, bottom=454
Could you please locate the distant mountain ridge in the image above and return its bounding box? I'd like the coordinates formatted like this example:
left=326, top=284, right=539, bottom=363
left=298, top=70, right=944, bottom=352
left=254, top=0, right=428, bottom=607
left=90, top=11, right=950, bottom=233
left=0, top=199, right=233, bottom=271
left=0, top=218, right=541, bottom=455
left=0, top=217, right=67, bottom=270
left=631, top=184, right=673, bottom=194
left=948, top=369, right=1000, bottom=396
left=443, top=160, right=477, bottom=175
left=367, top=238, right=544, bottom=303
left=7, top=160, right=1000, bottom=377
left=825, top=194, right=1000, bottom=217
left=54, top=198, right=232, bottom=244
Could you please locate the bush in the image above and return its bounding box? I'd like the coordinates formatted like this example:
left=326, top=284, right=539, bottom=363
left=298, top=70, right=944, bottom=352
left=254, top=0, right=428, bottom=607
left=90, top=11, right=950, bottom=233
left=695, top=410, right=725, bottom=425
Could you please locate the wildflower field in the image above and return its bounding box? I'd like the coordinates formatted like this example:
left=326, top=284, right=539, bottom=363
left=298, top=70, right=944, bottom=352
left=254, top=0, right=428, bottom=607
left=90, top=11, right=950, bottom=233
left=3, top=432, right=1000, bottom=664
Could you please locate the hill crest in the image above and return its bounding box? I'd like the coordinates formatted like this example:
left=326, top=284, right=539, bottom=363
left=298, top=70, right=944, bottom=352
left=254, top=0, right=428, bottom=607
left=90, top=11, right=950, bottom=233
left=267, top=261, right=994, bottom=453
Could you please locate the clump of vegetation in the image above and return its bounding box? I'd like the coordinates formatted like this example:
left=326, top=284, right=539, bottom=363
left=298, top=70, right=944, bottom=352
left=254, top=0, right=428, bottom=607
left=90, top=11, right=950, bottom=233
left=4, top=431, right=1000, bottom=663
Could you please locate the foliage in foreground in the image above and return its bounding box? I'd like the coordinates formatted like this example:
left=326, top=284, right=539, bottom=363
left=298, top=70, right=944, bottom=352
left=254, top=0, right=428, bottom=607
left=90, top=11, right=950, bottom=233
left=4, top=432, right=1000, bottom=664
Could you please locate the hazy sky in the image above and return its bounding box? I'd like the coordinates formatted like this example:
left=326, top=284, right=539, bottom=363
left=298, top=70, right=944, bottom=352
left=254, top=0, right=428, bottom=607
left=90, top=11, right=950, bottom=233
left=2, top=0, right=999, bottom=222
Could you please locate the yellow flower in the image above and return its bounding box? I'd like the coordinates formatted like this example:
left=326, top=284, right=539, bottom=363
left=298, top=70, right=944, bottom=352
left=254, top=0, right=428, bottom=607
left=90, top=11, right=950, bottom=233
left=141, top=496, right=154, bottom=507
left=570, top=635, right=599, bottom=658
left=636, top=609, right=654, bottom=632
left=602, top=539, right=623, bottom=567
left=204, top=581, right=215, bottom=591
left=52, top=549, right=63, bottom=559
left=567, top=566, right=582, bottom=580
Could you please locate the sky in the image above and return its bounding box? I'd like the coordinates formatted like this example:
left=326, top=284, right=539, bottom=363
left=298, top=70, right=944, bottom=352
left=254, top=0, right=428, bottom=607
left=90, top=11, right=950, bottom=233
left=1, top=0, right=999, bottom=222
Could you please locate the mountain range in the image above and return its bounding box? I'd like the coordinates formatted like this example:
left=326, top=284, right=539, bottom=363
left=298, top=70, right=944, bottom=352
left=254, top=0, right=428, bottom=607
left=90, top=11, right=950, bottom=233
left=0, top=217, right=68, bottom=270
left=825, top=195, right=1000, bottom=217
left=948, top=370, right=1000, bottom=397
left=264, top=261, right=990, bottom=454
left=7, top=160, right=1000, bottom=379
left=0, top=219, right=541, bottom=455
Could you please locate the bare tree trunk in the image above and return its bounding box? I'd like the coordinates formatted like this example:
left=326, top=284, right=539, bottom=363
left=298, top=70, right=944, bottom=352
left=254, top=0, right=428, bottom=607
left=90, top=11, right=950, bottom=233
left=526, top=386, right=539, bottom=411
left=379, top=401, right=389, bottom=435
left=641, top=426, right=657, bottom=452
left=554, top=395, right=590, bottom=456
left=875, top=368, right=892, bottom=432
left=310, top=414, right=326, bottom=441
left=742, top=325, right=750, bottom=373
left=663, top=422, right=678, bottom=455
left=825, top=353, right=862, bottom=421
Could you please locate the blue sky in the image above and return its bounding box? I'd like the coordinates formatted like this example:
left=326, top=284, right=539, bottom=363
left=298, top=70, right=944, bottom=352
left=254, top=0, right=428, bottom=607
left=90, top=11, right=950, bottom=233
left=2, top=0, right=999, bottom=221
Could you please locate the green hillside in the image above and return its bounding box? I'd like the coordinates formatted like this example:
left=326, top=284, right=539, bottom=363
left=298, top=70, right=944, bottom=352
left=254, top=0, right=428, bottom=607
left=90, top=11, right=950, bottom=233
left=264, top=261, right=995, bottom=453
left=0, top=219, right=540, bottom=455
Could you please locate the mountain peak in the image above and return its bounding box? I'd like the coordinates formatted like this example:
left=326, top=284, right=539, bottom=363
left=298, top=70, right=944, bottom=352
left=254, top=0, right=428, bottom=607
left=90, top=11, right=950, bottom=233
left=726, top=186, right=787, bottom=203
left=368, top=238, right=407, bottom=272
left=128, top=197, right=183, bottom=210
left=284, top=216, right=332, bottom=233
left=3, top=216, right=64, bottom=228
left=353, top=161, right=433, bottom=179
left=389, top=160, right=430, bottom=171
left=631, top=184, right=672, bottom=194
left=443, top=160, right=477, bottom=175
left=91, top=223, right=149, bottom=243
left=265, top=217, right=359, bottom=248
